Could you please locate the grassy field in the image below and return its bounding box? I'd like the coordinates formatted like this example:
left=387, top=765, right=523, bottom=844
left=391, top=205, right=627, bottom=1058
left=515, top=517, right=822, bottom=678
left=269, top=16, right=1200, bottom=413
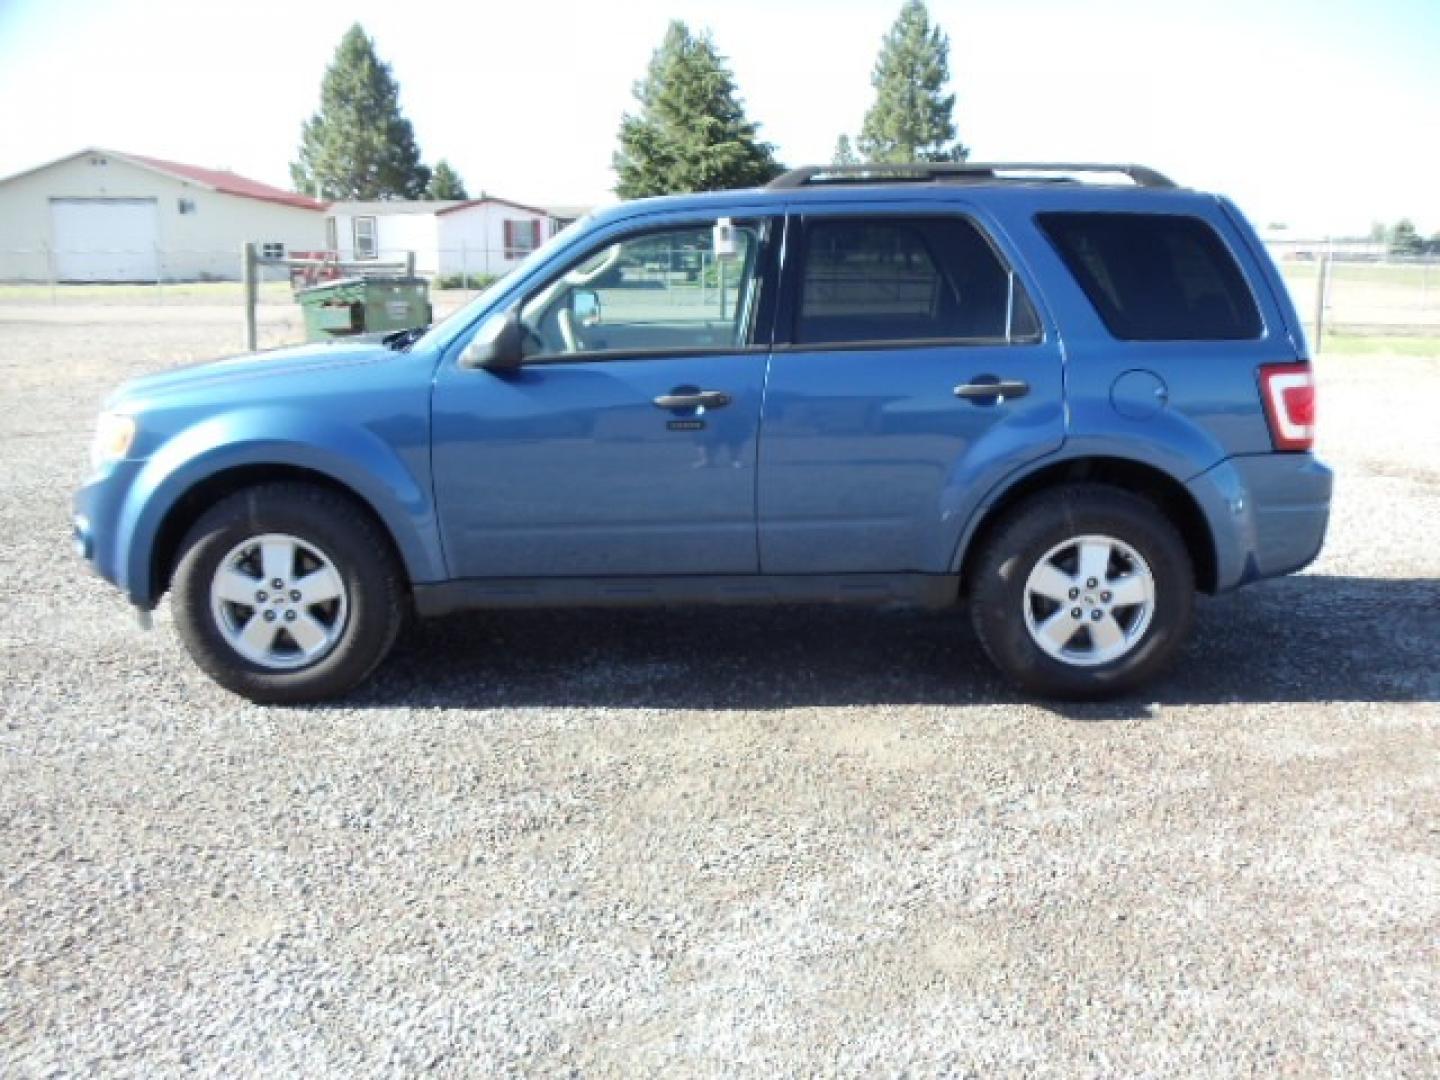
left=2, top=273, right=1437, bottom=346
left=0, top=280, right=295, bottom=303
left=1278, top=260, right=1439, bottom=289
left=1319, top=333, right=1440, bottom=356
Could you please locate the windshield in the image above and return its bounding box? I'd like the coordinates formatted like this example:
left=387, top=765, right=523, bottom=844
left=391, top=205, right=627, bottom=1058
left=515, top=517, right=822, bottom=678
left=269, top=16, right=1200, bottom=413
left=411, top=215, right=593, bottom=352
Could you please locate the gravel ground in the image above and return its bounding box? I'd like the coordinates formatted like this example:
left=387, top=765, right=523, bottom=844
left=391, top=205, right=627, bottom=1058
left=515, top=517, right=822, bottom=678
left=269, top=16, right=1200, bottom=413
left=1, top=302, right=1438, bottom=1077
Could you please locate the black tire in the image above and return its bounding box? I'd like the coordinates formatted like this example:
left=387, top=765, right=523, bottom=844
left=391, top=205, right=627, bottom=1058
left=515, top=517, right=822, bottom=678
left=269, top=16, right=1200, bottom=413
left=969, top=484, right=1194, bottom=700
left=171, top=483, right=406, bottom=704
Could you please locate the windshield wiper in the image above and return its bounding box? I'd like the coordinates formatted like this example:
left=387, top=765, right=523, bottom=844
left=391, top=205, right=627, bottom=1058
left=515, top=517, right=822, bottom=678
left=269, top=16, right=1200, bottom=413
left=382, top=325, right=429, bottom=351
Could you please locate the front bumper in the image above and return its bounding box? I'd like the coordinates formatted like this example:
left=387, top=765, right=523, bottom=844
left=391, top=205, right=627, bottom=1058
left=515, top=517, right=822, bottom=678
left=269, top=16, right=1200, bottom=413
left=73, top=459, right=150, bottom=606
left=72, top=513, right=93, bottom=562
left=1187, top=452, right=1333, bottom=592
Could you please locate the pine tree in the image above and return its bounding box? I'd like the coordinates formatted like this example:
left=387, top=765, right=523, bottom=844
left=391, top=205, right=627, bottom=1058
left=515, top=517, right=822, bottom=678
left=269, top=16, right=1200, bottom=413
left=614, top=21, right=782, bottom=198
left=833, top=134, right=859, bottom=166
left=1390, top=218, right=1423, bottom=256
left=426, top=160, right=468, bottom=200
left=291, top=24, right=431, bottom=200
left=858, top=1, right=968, bottom=164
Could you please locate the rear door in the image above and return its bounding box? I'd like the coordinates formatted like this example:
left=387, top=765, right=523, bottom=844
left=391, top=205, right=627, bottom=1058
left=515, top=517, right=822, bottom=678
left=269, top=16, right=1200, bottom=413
left=758, top=206, right=1065, bottom=573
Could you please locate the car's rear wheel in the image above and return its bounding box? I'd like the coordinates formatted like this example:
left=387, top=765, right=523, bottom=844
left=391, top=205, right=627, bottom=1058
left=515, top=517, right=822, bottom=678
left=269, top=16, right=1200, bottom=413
left=171, top=483, right=405, bottom=704
left=969, top=484, right=1194, bottom=699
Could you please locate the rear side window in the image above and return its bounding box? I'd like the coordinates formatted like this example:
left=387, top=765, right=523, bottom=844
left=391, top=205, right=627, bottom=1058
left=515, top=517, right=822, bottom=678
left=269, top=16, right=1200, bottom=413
left=1036, top=212, right=1262, bottom=341
left=795, top=216, right=1039, bottom=346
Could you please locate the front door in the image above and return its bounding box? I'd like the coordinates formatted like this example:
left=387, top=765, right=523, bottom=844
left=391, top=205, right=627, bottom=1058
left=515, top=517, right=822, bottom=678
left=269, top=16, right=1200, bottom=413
left=758, top=210, right=1065, bottom=574
left=433, top=217, right=777, bottom=579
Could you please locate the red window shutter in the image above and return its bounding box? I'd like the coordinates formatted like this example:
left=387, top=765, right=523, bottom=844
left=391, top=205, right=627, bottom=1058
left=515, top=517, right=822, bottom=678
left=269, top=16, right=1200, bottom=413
left=503, top=220, right=514, bottom=253
left=531, top=219, right=541, bottom=248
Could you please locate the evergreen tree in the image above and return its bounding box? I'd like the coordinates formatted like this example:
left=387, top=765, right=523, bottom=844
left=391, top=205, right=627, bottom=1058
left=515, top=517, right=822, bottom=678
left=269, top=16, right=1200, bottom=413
left=858, top=1, right=968, bottom=164
left=614, top=21, right=782, bottom=198
left=833, top=134, right=859, bottom=166
left=426, top=160, right=469, bottom=200
left=291, top=24, right=430, bottom=199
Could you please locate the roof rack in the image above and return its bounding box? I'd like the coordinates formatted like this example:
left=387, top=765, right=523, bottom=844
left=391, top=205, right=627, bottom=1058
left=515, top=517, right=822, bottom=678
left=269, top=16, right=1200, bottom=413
left=767, top=162, right=1176, bottom=190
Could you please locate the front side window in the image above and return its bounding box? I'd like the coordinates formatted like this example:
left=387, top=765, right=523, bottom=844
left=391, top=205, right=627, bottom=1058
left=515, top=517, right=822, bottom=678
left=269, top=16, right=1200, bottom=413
left=353, top=216, right=377, bottom=260
left=518, top=221, right=765, bottom=358
left=794, top=216, right=1038, bottom=346
left=1037, top=211, right=1262, bottom=340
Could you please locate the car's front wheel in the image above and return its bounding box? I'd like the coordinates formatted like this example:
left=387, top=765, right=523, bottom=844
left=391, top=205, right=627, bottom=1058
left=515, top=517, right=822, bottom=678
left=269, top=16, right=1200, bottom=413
left=969, top=485, right=1194, bottom=699
left=171, top=483, right=405, bottom=704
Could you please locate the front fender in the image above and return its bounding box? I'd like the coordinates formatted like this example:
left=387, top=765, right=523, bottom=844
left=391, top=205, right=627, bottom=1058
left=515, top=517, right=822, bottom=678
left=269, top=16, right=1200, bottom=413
left=116, top=406, right=444, bottom=605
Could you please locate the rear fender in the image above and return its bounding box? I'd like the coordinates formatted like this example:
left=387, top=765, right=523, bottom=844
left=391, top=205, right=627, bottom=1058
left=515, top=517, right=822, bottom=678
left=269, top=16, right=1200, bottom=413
left=947, top=437, right=1222, bottom=578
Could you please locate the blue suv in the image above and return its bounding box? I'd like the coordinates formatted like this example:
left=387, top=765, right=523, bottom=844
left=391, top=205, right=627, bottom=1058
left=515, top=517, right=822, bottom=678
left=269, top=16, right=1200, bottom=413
left=73, top=162, right=1331, bottom=703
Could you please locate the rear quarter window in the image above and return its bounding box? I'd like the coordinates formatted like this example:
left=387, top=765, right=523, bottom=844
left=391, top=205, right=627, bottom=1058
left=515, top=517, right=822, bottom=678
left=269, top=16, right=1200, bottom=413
left=1036, top=211, right=1262, bottom=341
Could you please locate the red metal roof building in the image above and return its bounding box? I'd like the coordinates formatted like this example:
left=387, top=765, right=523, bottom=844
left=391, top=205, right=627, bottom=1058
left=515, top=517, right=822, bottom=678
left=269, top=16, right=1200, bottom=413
left=0, top=147, right=327, bottom=281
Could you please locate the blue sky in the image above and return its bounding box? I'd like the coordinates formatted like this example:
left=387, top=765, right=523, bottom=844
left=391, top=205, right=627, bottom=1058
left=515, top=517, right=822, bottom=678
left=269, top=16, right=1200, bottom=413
left=1, top=0, right=1436, bottom=234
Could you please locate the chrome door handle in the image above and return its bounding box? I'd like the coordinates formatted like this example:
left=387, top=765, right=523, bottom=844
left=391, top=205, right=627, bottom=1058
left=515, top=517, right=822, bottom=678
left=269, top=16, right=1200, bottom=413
left=654, top=390, right=732, bottom=410
left=954, top=378, right=1030, bottom=401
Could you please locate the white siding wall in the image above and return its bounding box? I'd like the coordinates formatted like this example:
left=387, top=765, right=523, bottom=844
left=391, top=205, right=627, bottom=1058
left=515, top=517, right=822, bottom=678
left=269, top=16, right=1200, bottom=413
left=327, top=212, right=442, bottom=274
left=327, top=212, right=371, bottom=263
left=328, top=213, right=355, bottom=261
left=325, top=202, right=554, bottom=281
left=436, top=204, right=550, bottom=277
left=0, top=154, right=325, bottom=281
left=377, top=214, right=439, bottom=273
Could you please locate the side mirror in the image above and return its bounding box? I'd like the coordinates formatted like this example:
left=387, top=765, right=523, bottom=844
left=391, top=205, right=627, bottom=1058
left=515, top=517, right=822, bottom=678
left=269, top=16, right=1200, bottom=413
left=571, top=289, right=601, bottom=326
left=459, top=310, right=525, bottom=370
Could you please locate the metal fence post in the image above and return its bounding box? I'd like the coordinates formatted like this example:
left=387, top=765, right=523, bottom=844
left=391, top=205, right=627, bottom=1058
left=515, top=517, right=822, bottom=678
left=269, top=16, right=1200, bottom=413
left=1312, top=250, right=1329, bottom=353
left=43, top=243, right=56, bottom=304
left=241, top=242, right=258, bottom=352
left=405, top=251, right=416, bottom=279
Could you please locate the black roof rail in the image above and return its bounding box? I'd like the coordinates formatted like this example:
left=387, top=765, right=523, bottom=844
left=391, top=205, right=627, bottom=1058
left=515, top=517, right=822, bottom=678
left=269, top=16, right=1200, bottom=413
left=766, top=162, right=1177, bottom=190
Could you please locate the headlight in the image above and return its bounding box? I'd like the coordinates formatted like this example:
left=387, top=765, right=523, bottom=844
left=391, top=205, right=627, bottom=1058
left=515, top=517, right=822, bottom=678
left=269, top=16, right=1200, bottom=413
left=91, top=412, right=136, bottom=469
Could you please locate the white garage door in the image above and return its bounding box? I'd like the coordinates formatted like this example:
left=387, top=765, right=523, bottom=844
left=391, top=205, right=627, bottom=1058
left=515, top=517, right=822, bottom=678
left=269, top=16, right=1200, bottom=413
left=51, top=198, right=159, bottom=282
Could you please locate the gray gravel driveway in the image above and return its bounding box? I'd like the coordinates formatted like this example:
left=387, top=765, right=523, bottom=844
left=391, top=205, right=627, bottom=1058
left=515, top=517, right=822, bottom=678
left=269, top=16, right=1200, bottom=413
left=2, top=302, right=1437, bottom=1076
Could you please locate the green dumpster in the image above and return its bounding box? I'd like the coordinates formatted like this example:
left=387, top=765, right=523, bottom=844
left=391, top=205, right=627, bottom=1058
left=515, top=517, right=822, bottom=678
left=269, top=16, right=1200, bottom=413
left=295, top=276, right=431, bottom=342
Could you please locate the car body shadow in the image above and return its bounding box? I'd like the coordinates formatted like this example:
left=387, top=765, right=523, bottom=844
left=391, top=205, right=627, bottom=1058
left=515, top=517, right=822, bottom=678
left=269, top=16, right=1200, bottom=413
left=349, top=575, right=1440, bottom=713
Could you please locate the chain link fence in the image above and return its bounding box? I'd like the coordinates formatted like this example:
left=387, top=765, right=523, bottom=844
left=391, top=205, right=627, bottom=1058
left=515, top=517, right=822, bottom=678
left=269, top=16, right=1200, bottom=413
left=3, top=244, right=1438, bottom=344
left=0, top=246, right=525, bottom=305
left=1272, top=253, right=1440, bottom=342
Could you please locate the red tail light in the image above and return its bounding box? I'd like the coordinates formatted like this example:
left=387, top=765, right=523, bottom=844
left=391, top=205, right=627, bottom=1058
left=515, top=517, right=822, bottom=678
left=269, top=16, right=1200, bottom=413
left=1259, top=363, right=1316, bottom=452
